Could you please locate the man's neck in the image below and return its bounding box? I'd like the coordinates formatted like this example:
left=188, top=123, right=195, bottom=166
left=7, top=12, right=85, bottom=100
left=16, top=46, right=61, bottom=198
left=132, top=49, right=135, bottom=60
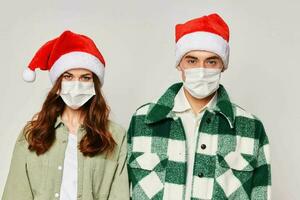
left=183, top=88, right=216, bottom=114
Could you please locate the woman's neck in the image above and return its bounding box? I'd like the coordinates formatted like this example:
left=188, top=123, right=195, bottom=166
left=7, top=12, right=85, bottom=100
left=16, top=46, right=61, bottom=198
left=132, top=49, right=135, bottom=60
left=61, top=106, right=85, bottom=134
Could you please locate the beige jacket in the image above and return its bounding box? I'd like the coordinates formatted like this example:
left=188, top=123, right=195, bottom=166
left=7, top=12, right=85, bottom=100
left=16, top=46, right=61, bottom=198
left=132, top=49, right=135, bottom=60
left=2, top=116, right=130, bottom=200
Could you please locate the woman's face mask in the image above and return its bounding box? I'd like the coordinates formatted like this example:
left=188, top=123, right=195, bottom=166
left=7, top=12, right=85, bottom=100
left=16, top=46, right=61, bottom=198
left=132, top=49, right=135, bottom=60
left=60, top=81, right=95, bottom=109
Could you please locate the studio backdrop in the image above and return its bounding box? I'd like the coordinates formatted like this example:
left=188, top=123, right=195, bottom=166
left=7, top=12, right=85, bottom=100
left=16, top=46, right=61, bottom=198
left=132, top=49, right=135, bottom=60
left=0, top=0, right=299, bottom=199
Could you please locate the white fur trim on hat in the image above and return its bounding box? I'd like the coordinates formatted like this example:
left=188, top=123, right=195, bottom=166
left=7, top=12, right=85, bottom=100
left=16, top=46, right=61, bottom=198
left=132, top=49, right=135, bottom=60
left=175, top=31, right=230, bottom=69
left=23, top=68, right=36, bottom=82
left=49, top=51, right=105, bottom=84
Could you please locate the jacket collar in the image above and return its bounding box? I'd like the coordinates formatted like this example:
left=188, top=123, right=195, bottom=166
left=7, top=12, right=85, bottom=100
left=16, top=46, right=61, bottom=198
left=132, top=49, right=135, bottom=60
left=54, top=115, right=64, bottom=128
left=54, top=115, right=86, bottom=138
left=145, top=82, right=235, bottom=128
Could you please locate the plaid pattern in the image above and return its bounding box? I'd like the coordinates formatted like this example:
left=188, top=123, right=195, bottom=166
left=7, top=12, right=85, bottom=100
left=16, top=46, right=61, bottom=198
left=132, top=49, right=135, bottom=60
left=127, top=83, right=271, bottom=200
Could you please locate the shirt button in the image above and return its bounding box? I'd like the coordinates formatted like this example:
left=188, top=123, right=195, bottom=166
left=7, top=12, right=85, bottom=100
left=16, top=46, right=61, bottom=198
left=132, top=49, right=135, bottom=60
left=198, top=172, right=204, bottom=178
left=206, top=118, right=211, bottom=124
left=201, top=144, right=207, bottom=150
left=58, top=165, right=62, bottom=170
left=55, top=193, right=59, bottom=198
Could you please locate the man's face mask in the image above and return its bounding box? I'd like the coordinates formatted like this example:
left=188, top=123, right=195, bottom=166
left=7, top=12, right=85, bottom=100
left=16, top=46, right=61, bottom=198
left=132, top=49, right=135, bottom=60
left=182, top=67, right=222, bottom=99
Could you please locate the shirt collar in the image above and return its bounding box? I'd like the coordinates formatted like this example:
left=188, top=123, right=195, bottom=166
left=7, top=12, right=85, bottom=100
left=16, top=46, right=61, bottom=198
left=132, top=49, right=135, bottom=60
left=145, top=82, right=235, bottom=128
left=172, top=87, right=218, bottom=113
left=173, top=87, right=191, bottom=112
left=54, top=115, right=86, bottom=138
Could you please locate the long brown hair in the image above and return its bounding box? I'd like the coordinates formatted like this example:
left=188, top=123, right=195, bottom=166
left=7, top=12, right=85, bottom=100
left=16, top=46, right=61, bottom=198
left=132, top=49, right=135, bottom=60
left=24, top=74, right=116, bottom=157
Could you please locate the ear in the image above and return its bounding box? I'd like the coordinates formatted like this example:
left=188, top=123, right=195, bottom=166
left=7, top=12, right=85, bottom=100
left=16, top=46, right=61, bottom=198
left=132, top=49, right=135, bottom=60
left=221, top=65, right=226, bottom=72
left=177, top=66, right=186, bottom=81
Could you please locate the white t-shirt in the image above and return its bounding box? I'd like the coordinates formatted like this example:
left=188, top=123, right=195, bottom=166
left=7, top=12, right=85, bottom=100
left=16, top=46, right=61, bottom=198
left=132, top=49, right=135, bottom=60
left=172, top=88, right=217, bottom=200
left=59, top=133, right=78, bottom=200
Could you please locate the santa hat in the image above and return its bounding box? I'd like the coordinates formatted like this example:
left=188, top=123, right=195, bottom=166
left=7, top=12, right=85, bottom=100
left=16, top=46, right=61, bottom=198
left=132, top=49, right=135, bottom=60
left=175, top=13, right=230, bottom=69
left=23, top=30, right=106, bottom=84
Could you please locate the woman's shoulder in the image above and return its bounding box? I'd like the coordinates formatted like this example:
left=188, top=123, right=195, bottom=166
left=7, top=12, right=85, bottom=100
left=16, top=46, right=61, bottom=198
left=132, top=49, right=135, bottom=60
left=15, top=126, right=29, bottom=147
left=16, top=115, right=37, bottom=145
left=9, top=126, right=31, bottom=159
left=108, top=120, right=126, bottom=142
left=108, top=120, right=126, bottom=135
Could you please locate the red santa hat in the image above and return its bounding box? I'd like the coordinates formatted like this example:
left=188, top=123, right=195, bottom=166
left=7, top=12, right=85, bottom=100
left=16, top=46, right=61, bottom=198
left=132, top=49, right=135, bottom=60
left=175, top=13, right=230, bottom=69
left=23, top=30, right=106, bottom=84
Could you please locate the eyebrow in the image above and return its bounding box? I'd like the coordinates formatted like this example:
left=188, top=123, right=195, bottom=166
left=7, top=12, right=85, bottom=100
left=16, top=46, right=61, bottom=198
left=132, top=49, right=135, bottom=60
left=206, top=56, right=221, bottom=60
left=63, top=72, right=73, bottom=75
left=80, top=73, right=92, bottom=77
left=184, top=55, right=199, bottom=60
left=63, top=72, right=92, bottom=76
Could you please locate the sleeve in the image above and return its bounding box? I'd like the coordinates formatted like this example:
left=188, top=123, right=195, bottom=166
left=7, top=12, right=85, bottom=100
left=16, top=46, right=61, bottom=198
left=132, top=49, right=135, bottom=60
left=251, top=121, right=271, bottom=200
left=1, top=130, right=33, bottom=200
left=126, top=116, right=135, bottom=199
left=108, top=130, right=130, bottom=200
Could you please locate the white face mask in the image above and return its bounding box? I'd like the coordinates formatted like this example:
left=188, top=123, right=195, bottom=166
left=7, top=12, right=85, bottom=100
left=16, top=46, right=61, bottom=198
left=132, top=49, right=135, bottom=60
left=60, top=81, right=95, bottom=109
left=183, top=67, right=222, bottom=99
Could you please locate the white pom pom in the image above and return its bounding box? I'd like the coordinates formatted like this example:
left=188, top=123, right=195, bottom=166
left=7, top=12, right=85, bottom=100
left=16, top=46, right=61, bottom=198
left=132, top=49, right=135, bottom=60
left=23, top=68, right=36, bottom=82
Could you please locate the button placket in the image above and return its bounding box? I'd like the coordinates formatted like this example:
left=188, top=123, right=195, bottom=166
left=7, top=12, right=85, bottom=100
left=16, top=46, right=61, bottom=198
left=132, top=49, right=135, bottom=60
left=55, top=192, right=60, bottom=198
left=206, top=117, right=211, bottom=124
left=198, top=172, right=204, bottom=178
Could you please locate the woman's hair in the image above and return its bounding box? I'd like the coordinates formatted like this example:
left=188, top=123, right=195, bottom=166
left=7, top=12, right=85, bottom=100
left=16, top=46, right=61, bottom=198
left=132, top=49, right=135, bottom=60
left=24, top=74, right=116, bottom=157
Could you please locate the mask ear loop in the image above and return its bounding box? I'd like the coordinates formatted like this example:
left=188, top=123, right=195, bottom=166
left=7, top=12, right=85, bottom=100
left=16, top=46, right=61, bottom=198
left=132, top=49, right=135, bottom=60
left=220, top=59, right=225, bottom=72
left=176, top=66, right=187, bottom=83
left=176, top=65, right=184, bottom=71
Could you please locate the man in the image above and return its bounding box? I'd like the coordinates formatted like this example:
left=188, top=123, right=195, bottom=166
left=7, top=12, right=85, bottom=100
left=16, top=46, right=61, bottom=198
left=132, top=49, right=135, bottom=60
left=127, top=13, right=271, bottom=200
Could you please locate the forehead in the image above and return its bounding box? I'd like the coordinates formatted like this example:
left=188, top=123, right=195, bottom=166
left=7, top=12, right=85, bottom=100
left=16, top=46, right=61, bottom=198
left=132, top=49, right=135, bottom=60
left=183, top=50, right=221, bottom=59
left=64, top=68, right=93, bottom=75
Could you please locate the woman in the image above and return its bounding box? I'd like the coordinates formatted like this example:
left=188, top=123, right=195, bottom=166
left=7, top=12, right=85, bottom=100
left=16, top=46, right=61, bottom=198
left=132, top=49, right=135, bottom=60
left=2, top=31, right=129, bottom=200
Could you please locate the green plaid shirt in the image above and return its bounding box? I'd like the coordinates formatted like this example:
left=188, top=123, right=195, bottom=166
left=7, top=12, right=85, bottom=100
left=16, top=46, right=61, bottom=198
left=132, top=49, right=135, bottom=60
left=127, top=83, right=271, bottom=200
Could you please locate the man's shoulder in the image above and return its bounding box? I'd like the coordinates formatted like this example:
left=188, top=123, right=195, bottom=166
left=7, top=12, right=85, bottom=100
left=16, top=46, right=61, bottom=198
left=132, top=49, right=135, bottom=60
left=230, top=103, right=266, bottom=132
left=232, top=103, right=259, bottom=120
left=133, top=102, right=153, bottom=116
left=133, top=83, right=183, bottom=117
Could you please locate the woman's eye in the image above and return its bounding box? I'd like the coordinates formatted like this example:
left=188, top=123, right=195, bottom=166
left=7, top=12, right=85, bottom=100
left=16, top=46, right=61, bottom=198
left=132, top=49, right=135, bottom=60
left=81, top=76, right=92, bottom=81
left=63, top=75, right=72, bottom=80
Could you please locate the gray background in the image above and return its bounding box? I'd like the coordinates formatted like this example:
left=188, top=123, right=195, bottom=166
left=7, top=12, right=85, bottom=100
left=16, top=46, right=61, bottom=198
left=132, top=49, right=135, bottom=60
left=0, top=0, right=299, bottom=199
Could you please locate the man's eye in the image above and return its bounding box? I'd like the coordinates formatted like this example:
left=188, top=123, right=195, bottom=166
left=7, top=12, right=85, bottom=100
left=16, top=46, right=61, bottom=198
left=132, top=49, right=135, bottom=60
left=207, top=60, right=217, bottom=65
left=187, top=60, right=196, bottom=64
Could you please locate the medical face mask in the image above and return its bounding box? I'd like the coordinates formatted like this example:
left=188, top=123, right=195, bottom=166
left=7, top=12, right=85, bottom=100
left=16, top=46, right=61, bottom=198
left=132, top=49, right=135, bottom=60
left=60, top=81, right=95, bottom=109
left=183, top=67, right=222, bottom=99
